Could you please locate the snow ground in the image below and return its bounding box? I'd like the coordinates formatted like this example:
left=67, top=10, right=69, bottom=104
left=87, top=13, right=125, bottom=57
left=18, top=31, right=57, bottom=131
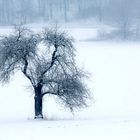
left=0, top=118, right=140, bottom=140
left=0, top=27, right=140, bottom=140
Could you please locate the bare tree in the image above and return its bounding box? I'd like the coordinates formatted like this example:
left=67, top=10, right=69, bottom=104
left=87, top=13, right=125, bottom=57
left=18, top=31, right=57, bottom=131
left=0, top=26, right=90, bottom=119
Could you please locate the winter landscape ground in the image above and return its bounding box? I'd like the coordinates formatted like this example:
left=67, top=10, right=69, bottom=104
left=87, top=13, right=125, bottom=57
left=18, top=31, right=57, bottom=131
left=0, top=26, right=140, bottom=140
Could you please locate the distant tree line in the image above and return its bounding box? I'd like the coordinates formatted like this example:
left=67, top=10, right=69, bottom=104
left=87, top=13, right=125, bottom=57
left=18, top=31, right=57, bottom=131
left=0, top=0, right=139, bottom=27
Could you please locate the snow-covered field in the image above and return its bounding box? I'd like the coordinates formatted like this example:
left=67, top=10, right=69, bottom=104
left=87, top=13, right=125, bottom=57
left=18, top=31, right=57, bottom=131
left=0, top=27, right=140, bottom=140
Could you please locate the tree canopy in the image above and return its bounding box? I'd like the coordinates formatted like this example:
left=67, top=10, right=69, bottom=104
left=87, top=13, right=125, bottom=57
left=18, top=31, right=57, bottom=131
left=0, top=26, right=90, bottom=118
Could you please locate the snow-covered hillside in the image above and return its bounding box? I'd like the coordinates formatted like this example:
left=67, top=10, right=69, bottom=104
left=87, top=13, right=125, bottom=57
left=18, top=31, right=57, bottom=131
left=0, top=27, right=140, bottom=140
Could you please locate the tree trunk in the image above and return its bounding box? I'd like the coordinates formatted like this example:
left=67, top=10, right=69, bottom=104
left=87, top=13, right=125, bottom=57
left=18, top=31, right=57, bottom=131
left=34, top=85, right=43, bottom=119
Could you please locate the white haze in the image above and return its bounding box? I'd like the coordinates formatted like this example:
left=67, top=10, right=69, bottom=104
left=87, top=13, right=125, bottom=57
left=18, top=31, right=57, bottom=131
left=0, top=27, right=140, bottom=140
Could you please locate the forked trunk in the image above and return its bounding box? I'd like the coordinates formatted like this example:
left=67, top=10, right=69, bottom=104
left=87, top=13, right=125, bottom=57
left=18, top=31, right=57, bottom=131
left=34, top=85, right=43, bottom=119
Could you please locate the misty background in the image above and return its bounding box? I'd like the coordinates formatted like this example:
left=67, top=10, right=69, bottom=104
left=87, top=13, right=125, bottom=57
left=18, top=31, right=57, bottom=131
left=0, top=0, right=139, bottom=25
left=0, top=0, right=140, bottom=40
